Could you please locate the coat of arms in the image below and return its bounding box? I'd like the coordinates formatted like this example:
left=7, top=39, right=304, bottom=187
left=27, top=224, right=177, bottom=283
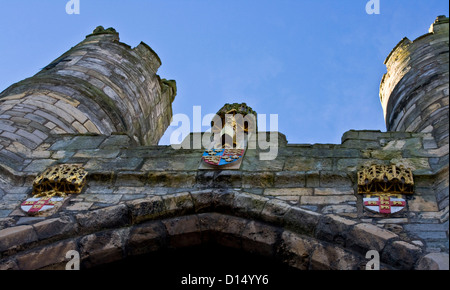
left=202, top=148, right=245, bottom=166
left=200, top=103, right=256, bottom=169
left=362, top=194, right=406, bottom=214
left=20, top=164, right=88, bottom=216
left=21, top=196, right=65, bottom=216
left=358, top=164, right=414, bottom=215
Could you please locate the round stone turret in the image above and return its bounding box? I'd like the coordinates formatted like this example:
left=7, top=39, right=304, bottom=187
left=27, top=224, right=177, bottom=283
left=380, top=16, right=449, bottom=147
left=0, top=26, right=176, bottom=148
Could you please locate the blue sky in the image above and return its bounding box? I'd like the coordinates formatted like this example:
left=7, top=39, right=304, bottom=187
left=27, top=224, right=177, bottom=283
left=0, top=0, right=448, bottom=145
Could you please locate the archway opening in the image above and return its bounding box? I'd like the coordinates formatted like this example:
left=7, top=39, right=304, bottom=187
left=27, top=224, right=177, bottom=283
left=89, top=242, right=303, bottom=287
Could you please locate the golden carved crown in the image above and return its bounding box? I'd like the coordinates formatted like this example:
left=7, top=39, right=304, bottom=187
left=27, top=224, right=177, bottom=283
left=357, top=164, right=414, bottom=195
left=32, top=164, right=88, bottom=198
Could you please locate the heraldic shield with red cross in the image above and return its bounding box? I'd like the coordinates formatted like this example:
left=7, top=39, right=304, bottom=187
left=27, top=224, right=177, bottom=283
left=21, top=196, right=65, bottom=216
left=357, top=164, right=414, bottom=215
left=202, top=148, right=245, bottom=166
left=363, top=194, right=406, bottom=214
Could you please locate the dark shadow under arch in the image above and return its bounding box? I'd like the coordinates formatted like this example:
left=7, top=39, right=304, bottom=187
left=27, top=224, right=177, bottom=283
left=90, top=242, right=304, bottom=288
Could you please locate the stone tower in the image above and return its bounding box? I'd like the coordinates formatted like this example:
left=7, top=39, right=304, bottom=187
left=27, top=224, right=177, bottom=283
left=0, top=26, right=176, bottom=150
left=380, top=15, right=449, bottom=147
left=379, top=15, right=449, bottom=220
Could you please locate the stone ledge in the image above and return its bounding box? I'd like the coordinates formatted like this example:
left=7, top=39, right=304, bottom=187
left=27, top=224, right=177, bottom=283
left=16, top=239, right=77, bottom=270
left=346, top=223, right=399, bottom=254
left=416, top=252, right=450, bottom=270
left=0, top=225, right=38, bottom=254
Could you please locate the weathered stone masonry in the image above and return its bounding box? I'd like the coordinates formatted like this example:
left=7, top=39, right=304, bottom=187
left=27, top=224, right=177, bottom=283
left=0, top=26, right=176, bottom=151
left=0, top=18, right=448, bottom=270
left=381, top=16, right=449, bottom=145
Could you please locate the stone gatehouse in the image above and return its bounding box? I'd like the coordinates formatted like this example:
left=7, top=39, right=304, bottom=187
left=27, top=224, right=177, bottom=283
left=0, top=16, right=448, bottom=272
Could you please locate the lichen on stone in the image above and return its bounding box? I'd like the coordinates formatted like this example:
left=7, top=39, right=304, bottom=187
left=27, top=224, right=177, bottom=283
left=86, top=26, right=118, bottom=38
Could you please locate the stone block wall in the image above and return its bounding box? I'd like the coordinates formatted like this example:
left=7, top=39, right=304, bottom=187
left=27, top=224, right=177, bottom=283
left=0, top=129, right=448, bottom=269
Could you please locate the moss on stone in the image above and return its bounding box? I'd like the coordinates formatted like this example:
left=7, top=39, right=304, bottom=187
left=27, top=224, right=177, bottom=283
left=85, top=26, right=118, bottom=38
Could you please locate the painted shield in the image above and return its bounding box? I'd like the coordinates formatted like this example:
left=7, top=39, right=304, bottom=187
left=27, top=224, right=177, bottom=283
left=363, top=194, right=406, bottom=214
left=21, top=196, right=65, bottom=216
left=202, top=148, right=245, bottom=166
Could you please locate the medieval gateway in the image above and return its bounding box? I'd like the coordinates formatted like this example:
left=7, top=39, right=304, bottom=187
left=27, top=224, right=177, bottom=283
left=0, top=16, right=448, bottom=274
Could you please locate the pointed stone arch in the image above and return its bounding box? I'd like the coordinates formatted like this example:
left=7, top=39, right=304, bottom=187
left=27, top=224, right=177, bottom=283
left=0, top=190, right=431, bottom=270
